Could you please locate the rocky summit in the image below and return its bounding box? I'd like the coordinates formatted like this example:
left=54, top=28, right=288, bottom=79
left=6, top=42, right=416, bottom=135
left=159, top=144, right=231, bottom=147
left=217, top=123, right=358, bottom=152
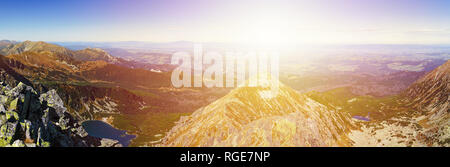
left=160, top=79, right=353, bottom=147
left=0, top=81, right=121, bottom=147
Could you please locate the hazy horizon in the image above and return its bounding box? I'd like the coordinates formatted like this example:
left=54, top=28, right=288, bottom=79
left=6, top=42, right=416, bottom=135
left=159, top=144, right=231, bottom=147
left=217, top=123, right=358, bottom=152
left=1, top=0, right=450, bottom=45
left=4, top=39, right=450, bottom=46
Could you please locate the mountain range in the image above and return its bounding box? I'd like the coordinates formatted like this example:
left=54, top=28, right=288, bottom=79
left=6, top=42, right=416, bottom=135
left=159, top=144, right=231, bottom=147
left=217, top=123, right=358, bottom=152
left=0, top=40, right=229, bottom=146
left=0, top=40, right=448, bottom=147
left=0, top=41, right=176, bottom=120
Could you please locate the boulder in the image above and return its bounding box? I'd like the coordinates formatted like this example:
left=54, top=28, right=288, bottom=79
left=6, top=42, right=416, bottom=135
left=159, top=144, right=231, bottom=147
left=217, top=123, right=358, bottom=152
left=8, top=98, right=18, bottom=111
left=72, top=125, right=88, bottom=138
left=100, top=138, right=122, bottom=147
left=5, top=111, right=19, bottom=122
left=19, top=119, right=32, bottom=140
left=0, top=122, right=17, bottom=145
left=6, top=82, right=25, bottom=97
left=0, top=95, right=8, bottom=105
left=11, top=140, right=25, bottom=147
left=0, top=115, right=5, bottom=126
left=39, top=89, right=64, bottom=108
left=0, top=104, right=5, bottom=114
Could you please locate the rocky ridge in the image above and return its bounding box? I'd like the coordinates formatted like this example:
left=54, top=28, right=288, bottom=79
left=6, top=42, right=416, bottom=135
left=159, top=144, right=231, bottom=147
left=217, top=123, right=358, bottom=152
left=160, top=79, right=353, bottom=147
left=404, top=60, right=449, bottom=146
left=0, top=81, right=121, bottom=147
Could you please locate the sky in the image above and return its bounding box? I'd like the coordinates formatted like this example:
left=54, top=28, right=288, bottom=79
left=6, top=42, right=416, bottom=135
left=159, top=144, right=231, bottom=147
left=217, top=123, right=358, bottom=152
left=0, top=0, right=450, bottom=45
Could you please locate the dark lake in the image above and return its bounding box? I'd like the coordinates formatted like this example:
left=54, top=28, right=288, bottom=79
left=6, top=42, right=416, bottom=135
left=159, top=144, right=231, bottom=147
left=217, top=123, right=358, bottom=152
left=82, top=120, right=136, bottom=147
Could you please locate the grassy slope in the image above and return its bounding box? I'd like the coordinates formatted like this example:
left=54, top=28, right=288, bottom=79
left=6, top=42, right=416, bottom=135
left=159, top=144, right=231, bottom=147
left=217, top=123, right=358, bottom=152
left=306, top=87, right=408, bottom=121
left=110, top=112, right=191, bottom=147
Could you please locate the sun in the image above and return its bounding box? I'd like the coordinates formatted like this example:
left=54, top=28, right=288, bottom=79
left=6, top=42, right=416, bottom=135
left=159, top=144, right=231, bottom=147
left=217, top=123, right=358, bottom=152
left=230, top=8, right=296, bottom=48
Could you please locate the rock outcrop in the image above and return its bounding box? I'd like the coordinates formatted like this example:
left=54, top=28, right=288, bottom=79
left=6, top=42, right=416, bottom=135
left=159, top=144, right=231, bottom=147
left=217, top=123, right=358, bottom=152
left=0, top=81, right=121, bottom=147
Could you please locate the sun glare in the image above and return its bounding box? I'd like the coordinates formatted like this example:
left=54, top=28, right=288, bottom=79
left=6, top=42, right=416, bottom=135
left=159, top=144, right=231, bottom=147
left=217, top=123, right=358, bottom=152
left=229, top=7, right=297, bottom=48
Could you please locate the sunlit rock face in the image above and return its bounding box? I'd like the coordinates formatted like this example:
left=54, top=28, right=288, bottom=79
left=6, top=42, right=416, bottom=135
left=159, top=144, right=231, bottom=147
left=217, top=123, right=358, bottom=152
left=160, top=79, right=353, bottom=147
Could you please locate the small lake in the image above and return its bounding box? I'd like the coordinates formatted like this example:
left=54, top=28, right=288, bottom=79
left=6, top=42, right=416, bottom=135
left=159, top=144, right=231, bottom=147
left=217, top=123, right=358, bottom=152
left=82, top=120, right=136, bottom=147
left=352, top=116, right=370, bottom=121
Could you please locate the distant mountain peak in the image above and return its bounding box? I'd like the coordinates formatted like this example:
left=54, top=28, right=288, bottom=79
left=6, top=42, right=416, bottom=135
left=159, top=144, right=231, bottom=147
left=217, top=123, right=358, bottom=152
left=0, top=40, right=17, bottom=50
left=1, top=41, right=79, bottom=72
left=73, top=47, right=119, bottom=63
left=0, top=40, right=72, bottom=56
